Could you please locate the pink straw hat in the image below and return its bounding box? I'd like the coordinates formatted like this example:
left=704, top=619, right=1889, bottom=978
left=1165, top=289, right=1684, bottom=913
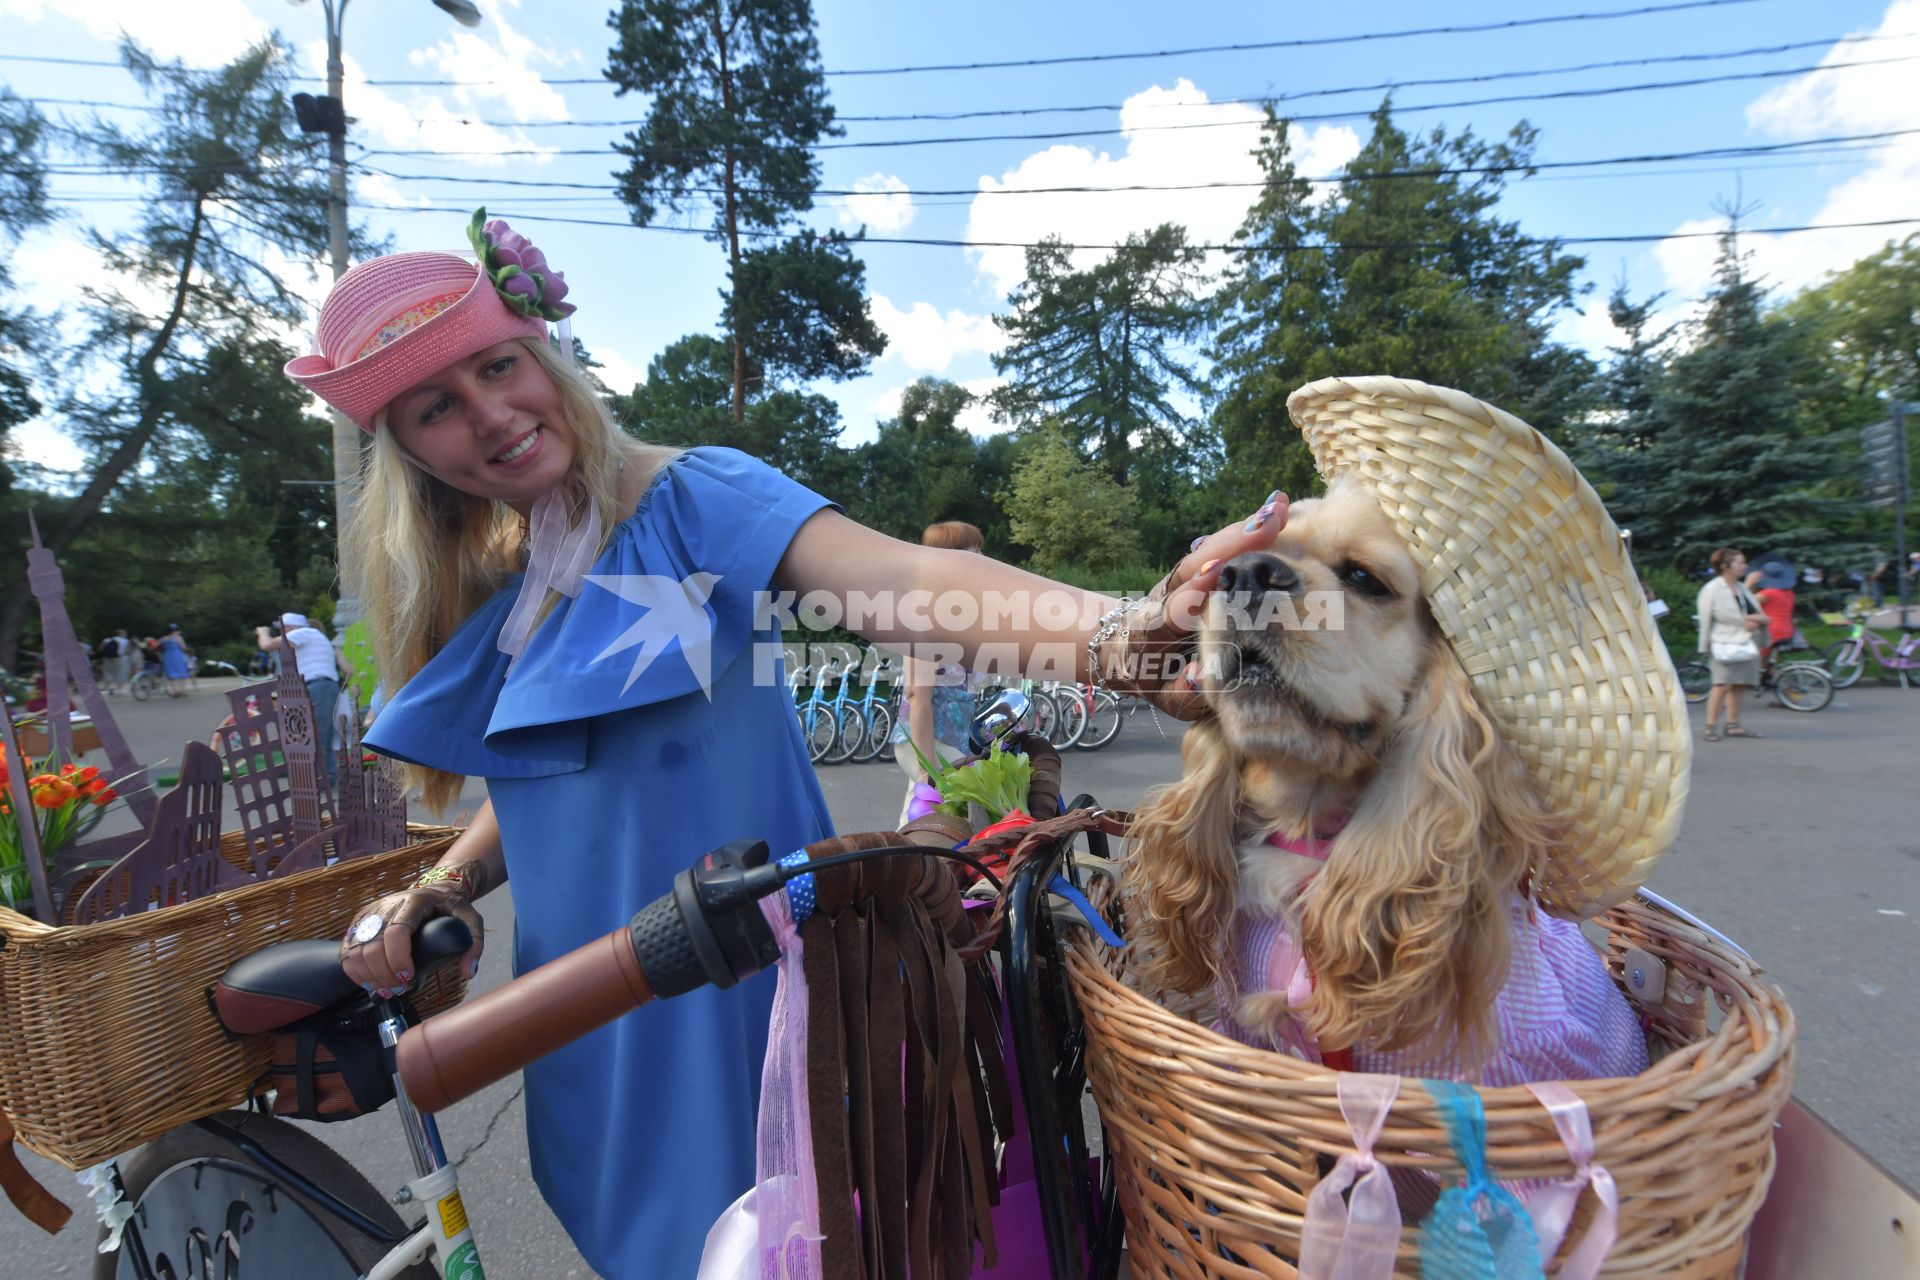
left=284, top=211, right=576, bottom=430
left=284, top=252, right=545, bottom=430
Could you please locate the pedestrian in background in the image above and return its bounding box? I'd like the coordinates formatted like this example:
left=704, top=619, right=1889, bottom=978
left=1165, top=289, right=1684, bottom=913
left=257, top=612, right=356, bottom=787
left=158, top=625, right=193, bottom=697
left=894, top=519, right=987, bottom=824
left=1697, top=548, right=1766, bottom=741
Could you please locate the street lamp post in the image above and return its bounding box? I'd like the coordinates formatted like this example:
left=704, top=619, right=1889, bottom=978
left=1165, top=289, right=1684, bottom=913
left=297, top=0, right=482, bottom=628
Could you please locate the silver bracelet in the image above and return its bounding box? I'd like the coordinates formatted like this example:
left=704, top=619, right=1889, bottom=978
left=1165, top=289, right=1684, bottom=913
left=1086, top=597, right=1134, bottom=688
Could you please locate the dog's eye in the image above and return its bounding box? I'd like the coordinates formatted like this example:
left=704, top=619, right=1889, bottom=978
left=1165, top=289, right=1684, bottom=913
left=1339, top=562, right=1394, bottom=598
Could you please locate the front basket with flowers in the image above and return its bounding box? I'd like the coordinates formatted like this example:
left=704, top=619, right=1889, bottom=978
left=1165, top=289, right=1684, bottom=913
left=0, top=743, right=126, bottom=914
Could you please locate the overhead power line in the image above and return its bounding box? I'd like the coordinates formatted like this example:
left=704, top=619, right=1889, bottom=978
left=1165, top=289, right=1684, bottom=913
left=350, top=53, right=1918, bottom=159
left=0, top=0, right=1769, bottom=86
left=345, top=129, right=1920, bottom=199
left=20, top=33, right=1915, bottom=129
left=304, top=207, right=1920, bottom=254
left=821, top=0, right=1770, bottom=76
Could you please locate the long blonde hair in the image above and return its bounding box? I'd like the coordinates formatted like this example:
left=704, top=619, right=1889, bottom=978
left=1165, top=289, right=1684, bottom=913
left=345, top=336, right=676, bottom=810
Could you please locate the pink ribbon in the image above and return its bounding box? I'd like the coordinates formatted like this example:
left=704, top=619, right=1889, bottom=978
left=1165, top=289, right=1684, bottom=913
left=497, top=486, right=602, bottom=668
left=1299, top=1072, right=1403, bottom=1280
left=1524, top=1082, right=1618, bottom=1279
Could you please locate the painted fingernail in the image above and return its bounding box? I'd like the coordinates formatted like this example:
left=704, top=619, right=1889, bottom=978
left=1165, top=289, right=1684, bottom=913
left=397, top=969, right=413, bottom=982
left=1266, top=489, right=1284, bottom=507
left=360, top=981, right=375, bottom=992
left=1183, top=664, right=1200, bottom=689
left=1244, top=508, right=1271, bottom=532
left=1199, top=558, right=1220, bottom=575
left=374, top=988, right=390, bottom=999
left=1189, top=534, right=1207, bottom=552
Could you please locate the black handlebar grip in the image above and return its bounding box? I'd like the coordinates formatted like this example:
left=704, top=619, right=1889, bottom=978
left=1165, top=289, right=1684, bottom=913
left=628, top=893, right=707, bottom=999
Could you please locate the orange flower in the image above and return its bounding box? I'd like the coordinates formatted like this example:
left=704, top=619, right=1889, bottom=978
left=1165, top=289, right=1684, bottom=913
left=59, top=762, right=77, bottom=776
left=76, top=765, right=100, bottom=782
left=32, top=787, right=68, bottom=810
left=92, top=788, right=117, bottom=806
left=82, top=777, right=106, bottom=796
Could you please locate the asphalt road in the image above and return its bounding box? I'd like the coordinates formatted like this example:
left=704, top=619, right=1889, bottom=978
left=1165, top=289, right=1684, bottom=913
left=6, top=677, right=1915, bottom=1275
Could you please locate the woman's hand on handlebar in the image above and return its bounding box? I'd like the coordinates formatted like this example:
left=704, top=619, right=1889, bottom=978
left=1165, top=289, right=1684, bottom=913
left=341, top=861, right=490, bottom=996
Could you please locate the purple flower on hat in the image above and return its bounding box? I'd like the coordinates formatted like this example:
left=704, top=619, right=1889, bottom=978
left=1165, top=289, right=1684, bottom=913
left=467, top=207, right=578, bottom=322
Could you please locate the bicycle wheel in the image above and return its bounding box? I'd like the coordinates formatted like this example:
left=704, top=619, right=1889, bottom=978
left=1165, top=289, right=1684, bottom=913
left=1677, top=660, right=1712, bottom=705
left=1820, top=640, right=1866, bottom=689
left=1047, top=687, right=1086, bottom=749
left=861, top=704, right=895, bottom=764
left=1773, top=664, right=1833, bottom=712
left=1076, top=689, right=1125, bottom=750
left=1028, top=687, right=1060, bottom=745
left=95, top=1111, right=434, bottom=1279
left=829, top=706, right=867, bottom=767
left=804, top=705, right=836, bottom=763
left=129, top=672, right=154, bottom=702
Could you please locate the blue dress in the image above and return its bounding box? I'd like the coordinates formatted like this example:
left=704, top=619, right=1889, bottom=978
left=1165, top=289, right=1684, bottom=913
left=159, top=634, right=192, bottom=679
left=367, top=449, right=836, bottom=1279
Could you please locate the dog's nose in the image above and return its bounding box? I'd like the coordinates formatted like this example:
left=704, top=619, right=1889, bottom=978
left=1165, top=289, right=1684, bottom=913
left=1215, top=552, right=1298, bottom=596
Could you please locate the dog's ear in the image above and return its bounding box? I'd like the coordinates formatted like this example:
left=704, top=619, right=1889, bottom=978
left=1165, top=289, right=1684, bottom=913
left=1299, top=647, right=1555, bottom=1059
left=1125, top=718, right=1244, bottom=995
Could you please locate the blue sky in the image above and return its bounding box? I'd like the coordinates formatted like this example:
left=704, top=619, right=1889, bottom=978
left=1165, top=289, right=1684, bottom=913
left=4, top=0, right=1917, bottom=471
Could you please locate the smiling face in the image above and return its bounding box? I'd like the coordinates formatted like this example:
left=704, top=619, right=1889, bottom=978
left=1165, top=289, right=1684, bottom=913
left=1195, top=479, right=1435, bottom=781
left=383, top=340, right=576, bottom=510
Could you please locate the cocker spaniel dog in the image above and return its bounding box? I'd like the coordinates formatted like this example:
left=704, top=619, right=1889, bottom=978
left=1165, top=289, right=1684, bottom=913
left=1126, top=479, right=1647, bottom=1083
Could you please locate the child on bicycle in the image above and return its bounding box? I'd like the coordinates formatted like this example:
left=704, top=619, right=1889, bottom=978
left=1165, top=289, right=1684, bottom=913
left=282, top=208, right=1279, bottom=1279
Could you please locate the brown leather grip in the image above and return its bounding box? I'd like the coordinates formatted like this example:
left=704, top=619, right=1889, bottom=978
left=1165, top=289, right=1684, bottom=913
left=397, top=925, right=653, bottom=1113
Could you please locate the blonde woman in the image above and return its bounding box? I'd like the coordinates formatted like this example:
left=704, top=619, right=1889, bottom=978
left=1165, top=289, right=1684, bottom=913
left=281, top=209, right=1283, bottom=1280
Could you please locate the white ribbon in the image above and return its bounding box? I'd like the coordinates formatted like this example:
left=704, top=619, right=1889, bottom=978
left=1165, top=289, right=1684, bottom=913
left=496, top=486, right=602, bottom=669
left=1299, top=1072, right=1403, bottom=1280
left=1524, top=1081, right=1619, bottom=1280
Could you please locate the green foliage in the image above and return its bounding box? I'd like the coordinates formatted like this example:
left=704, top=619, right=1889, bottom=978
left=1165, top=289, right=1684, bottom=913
left=728, top=228, right=885, bottom=384
left=1210, top=103, right=1593, bottom=512
left=850, top=378, right=1013, bottom=549
left=605, top=0, right=883, bottom=411
left=0, top=90, right=53, bottom=492
left=1636, top=564, right=1705, bottom=658
left=1582, top=231, right=1852, bottom=574
left=1004, top=424, right=1143, bottom=576
left=990, top=225, right=1208, bottom=480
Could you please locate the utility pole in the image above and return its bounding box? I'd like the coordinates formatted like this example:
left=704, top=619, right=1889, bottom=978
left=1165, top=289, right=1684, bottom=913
left=292, top=0, right=482, bottom=629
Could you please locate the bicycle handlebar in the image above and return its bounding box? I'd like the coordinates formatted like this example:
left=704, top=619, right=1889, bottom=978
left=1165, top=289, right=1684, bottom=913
left=395, top=824, right=988, bottom=1114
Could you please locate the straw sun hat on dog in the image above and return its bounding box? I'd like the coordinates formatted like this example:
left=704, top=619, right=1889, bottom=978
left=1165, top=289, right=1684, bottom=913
left=1285, top=375, right=1691, bottom=918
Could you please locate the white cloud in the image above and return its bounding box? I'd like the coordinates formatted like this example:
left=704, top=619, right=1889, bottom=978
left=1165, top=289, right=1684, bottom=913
left=965, top=80, right=1360, bottom=297
left=593, top=348, right=648, bottom=396
left=0, top=0, right=269, bottom=63
left=406, top=0, right=575, bottom=124
left=328, top=49, right=558, bottom=171
left=1651, top=1, right=1920, bottom=303
left=7, top=418, right=86, bottom=473
left=954, top=377, right=1006, bottom=436
left=838, top=174, right=915, bottom=234
left=868, top=294, right=1003, bottom=373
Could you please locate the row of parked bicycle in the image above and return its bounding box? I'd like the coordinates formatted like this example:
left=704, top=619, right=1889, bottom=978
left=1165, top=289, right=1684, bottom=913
left=789, top=654, right=1136, bottom=765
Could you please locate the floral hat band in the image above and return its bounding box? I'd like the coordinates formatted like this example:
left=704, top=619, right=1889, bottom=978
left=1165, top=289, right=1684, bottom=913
left=282, top=209, right=574, bottom=431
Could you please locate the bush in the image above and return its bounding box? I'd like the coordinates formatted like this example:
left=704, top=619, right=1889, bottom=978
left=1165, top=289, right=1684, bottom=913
left=1637, top=564, right=1703, bottom=661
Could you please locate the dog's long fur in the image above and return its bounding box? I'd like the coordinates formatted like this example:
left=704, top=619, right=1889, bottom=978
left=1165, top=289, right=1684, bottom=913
left=1126, top=480, right=1567, bottom=1062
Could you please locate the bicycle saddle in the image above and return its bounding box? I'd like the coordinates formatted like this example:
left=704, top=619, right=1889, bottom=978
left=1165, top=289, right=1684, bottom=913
left=212, top=916, right=472, bottom=1035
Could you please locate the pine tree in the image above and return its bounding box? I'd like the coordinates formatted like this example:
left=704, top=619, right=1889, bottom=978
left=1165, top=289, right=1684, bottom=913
left=606, top=0, right=883, bottom=418
left=989, top=225, right=1207, bottom=481
left=1604, top=230, right=1846, bottom=571
left=0, top=90, right=52, bottom=495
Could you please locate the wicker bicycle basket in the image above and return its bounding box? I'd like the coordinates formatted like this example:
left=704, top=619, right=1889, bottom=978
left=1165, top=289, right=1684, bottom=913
left=0, top=827, right=469, bottom=1169
left=1065, top=890, right=1795, bottom=1278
